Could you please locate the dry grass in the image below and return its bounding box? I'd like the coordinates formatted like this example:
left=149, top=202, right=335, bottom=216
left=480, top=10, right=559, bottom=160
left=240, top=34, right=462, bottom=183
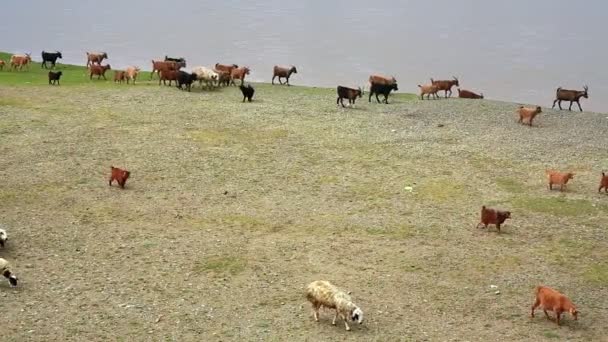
left=0, top=81, right=607, bottom=341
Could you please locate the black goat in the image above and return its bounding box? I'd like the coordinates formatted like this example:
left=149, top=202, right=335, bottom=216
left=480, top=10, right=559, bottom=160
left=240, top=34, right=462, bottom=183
left=176, top=71, right=198, bottom=92
left=369, top=82, right=398, bottom=104
left=336, top=86, right=362, bottom=107
left=41, top=51, right=62, bottom=69
left=48, top=71, right=62, bottom=85
left=239, top=84, right=255, bottom=102
left=552, top=85, right=589, bottom=111
left=165, top=55, right=186, bottom=68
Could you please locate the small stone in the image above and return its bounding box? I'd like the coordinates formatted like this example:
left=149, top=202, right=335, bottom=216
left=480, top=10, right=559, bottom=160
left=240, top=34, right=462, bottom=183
left=495, top=291, right=501, bottom=295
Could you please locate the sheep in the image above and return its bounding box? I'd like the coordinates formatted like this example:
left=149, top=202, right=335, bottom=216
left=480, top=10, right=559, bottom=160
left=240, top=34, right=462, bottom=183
left=0, top=258, right=18, bottom=287
left=336, top=86, right=362, bottom=107
left=418, top=84, right=439, bottom=100
left=10, top=54, right=32, bottom=71
left=114, top=70, right=126, bottom=84
left=239, top=84, right=255, bottom=102
left=89, top=64, right=111, bottom=80
left=476, top=206, right=511, bottom=233
left=192, top=66, right=219, bottom=89
left=41, top=51, right=62, bottom=69
left=0, top=228, right=7, bottom=248
left=531, top=285, right=578, bottom=326
left=48, top=71, right=63, bottom=85
left=517, top=106, right=542, bottom=126
left=457, top=88, right=484, bottom=99
left=230, top=67, right=250, bottom=86
left=599, top=172, right=608, bottom=193
left=109, top=166, right=130, bottom=189
left=306, top=280, right=363, bottom=331
left=552, top=86, right=588, bottom=112
left=125, top=66, right=140, bottom=84
left=431, top=77, right=459, bottom=98
left=272, top=65, right=297, bottom=86
left=546, top=170, right=574, bottom=192
left=86, top=52, right=108, bottom=67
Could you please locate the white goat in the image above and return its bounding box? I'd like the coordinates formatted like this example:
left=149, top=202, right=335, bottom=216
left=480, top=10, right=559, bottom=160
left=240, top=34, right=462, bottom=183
left=306, top=280, right=363, bottom=331
left=0, top=258, right=18, bottom=287
left=192, top=66, right=219, bottom=89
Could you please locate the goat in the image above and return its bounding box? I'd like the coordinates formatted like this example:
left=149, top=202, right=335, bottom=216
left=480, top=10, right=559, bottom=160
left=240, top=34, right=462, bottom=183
left=0, top=258, right=18, bottom=287
left=151, top=60, right=184, bottom=80
left=41, top=51, right=62, bottom=69
left=517, top=106, right=542, bottom=126
left=336, top=86, right=362, bottom=107
left=109, top=166, right=130, bottom=189
left=369, top=82, right=398, bottom=104
left=125, top=66, right=140, bottom=84
left=9, top=54, right=32, bottom=71
left=164, top=55, right=186, bottom=67
left=531, top=285, right=578, bottom=326
left=552, top=86, right=588, bottom=112
left=214, top=63, right=238, bottom=75
left=176, top=71, right=198, bottom=92
left=0, top=60, right=5, bottom=71
left=369, top=75, right=397, bottom=85
left=86, top=52, right=108, bottom=67
left=0, top=228, right=7, bottom=248
left=306, top=280, right=363, bottom=331
left=546, top=170, right=574, bottom=192
left=192, top=66, right=218, bottom=89
left=418, top=84, right=439, bottom=100
left=48, top=71, right=63, bottom=85
left=89, top=64, right=111, bottom=80
left=216, top=70, right=231, bottom=87
left=239, top=84, right=255, bottom=102
left=431, top=77, right=459, bottom=98
left=272, top=65, right=297, bottom=86
left=159, top=70, right=179, bottom=86
left=230, top=67, right=250, bottom=86
left=476, top=206, right=511, bottom=233
left=599, top=172, right=608, bottom=193
left=457, top=88, right=484, bottom=99
left=114, top=70, right=126, bottom=84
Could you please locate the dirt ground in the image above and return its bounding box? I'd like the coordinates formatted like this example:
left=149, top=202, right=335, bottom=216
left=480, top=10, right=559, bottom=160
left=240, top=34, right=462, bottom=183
left=0, top=83, right=607, bottom=341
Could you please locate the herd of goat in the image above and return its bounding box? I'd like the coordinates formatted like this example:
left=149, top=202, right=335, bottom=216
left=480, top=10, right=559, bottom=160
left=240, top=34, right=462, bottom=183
left=0, top=50, right=603, bottom=333
left=0, top=51, right=592, bottom=112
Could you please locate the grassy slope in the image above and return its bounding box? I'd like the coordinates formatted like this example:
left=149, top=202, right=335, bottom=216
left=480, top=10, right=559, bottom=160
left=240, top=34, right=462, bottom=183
left=0, top=54, right=607, bottom=341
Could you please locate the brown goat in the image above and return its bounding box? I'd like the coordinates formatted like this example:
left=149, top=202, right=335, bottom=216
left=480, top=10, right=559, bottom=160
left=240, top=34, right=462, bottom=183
left=337, top=86, right=363, bottom=107
left=150, top=60, right=184, bottom=80
left=215, top=63, right=238, bottom=75
left=230, top=67, right=250, bottom=86
left=552, top=86, right=588, bottom=112
left=114, top=71, right=126, bottom=84
left=476, top=206, right=511, bottom=233
left=531, top=285, right=578, bottom=326
left=159, top=70, right=179, bottom=86
left=517, top=106, right=542, bottom=126
left=418, top=84, right=439, bottom=100
left=0, top=60, right=6, bottom=71
left=9, top=54, right=32, bottom=71
left=89, top=64, right=111, bottom=80
left=86, top=52, right=108, bottom=67
left=125, top=66, right=140, bottom=84
left=369, top=74, right=397, bottom=86
left=272, top=65, right=297, bottom=86
left=215, top=70, right=231, bottom=87
left=431, top=77, right=459, bottom=98
left=457, top=88, right=484, bottom=99
left=109, top=166, right=130, bottom=189
left=546, top=170, right=574, bottom=191
left=598, top=172, right=608, bottom=193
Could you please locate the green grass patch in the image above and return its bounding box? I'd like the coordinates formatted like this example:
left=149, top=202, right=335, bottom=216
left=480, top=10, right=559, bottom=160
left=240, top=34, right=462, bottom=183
left=496, top=177, right=526, bottom=193
left=190, top=128, right=288, bottom=147
left=194, top=256, right=246, bottom=276
left=415, top=178, right=467, bottom=203
left=583, top=264, right=608, bottom=285
left=365, top=224, right=416, bottom=239
left=512, top=196, right=600, bottom=216
left=543, top=331, right=560, bottom=339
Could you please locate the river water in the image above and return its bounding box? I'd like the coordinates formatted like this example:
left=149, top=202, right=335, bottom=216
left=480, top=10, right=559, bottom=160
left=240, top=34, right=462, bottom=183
left=2, top=0, right=606, bottom=112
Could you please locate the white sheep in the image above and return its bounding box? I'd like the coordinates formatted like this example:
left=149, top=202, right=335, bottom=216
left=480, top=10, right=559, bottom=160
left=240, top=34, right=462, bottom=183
left=306, top=280, right=363, bottom=331
left=192, top=66, right=219, bottom=89
left=0, top=228, right=6, bottom=248
left=0, top=258, right=18, bottom=287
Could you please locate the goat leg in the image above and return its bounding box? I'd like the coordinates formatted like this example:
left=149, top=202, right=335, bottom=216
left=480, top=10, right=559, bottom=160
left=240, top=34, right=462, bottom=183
left=577, top=101, right=583, bottom=112
left=568, top=101, right=573, bottom=111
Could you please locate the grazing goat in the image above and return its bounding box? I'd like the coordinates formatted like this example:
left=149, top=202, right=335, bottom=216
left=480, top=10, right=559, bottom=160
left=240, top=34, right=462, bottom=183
left=125, top=66, right=140, bottom=84
left=369, top=75, right=397, bottom=85
left=114, top=70, right=126, bottom=84
left=239, top=84, right=255, bottom=102
left=552, top=86, right=588, bottom=112
left=272, top=65, right=297, bottom=86
left=517, top=106, right=542, bottom=126
left=164, top=55, right=186, bottom=67
left=0, top=258, right=18, bottom=287
left=230, top=67, right=250, bottom=86
left=546, top=170, right=574, bottom=192
left=418, top=84, right=439, bottom=100
left=192, top=66, right=219, bottom=89
left=457, top=88, right=483, bottom=99
left=159, top=70, right=179, bottom=86
left=10, top=54, right=32, bottom=71
left=531, top=285, right=578, bottom=326
left=431, top=77, right=459, bottom=98
left=476, top=206, right=511, bottom=233
left=109, top=166, right=130, bottom=189
left=41, top=51, right=62, bottom=69
left=86, top=52, right=108, bottom=67
left=336, top=86, right=362, bottom=107
left=599, top=172, right=608, bottom=193
left=369, top=82, right=398, bottom=104
left=48, top=71, right=63, bottom=85
left=0, top=60, right=5, bottom=71
left=176, top=71, right=198, bottom=92
left=306, top=280, right=363, bottom=331
left=0, top=228, right=7, bottom=248
left=151, top=60, right=184, bottom=80
left=89, top=64, right=111, bottom=80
